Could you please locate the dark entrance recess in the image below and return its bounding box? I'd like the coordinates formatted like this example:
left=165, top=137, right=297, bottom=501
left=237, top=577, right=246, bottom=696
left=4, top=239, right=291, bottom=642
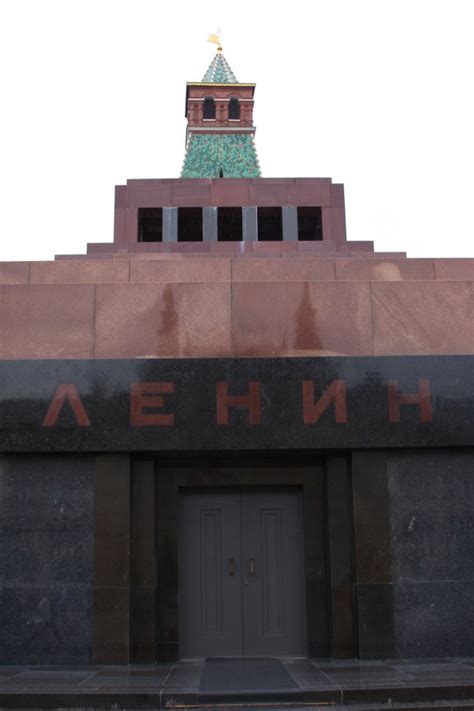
left=297, top=206, right=323, bottom=241
left=138, top=207, right=163, bottom=242
left=95, top=452, right=395, bottom=664
left=257, top=207, right=283, bottom=241
left=178, top=207, right=203, bottom=241
left=218, top=207, right=243, bottom=241
left=151, top=457, right=332, bottom=661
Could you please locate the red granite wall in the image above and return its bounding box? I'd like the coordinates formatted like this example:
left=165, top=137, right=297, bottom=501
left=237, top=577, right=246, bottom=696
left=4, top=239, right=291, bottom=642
left=1, top=256, right=472, bottom=359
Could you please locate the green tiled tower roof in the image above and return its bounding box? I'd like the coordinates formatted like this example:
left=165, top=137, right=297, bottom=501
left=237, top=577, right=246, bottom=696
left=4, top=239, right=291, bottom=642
left=181, top=134, right=260, bottom=178
left=202, top=53, right=238, bottom=83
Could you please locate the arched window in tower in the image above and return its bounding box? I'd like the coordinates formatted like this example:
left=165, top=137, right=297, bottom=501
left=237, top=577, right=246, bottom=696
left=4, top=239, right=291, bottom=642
left=229, top=98, right=240, bottom=120
left=203, top=97, right=216, bottom=120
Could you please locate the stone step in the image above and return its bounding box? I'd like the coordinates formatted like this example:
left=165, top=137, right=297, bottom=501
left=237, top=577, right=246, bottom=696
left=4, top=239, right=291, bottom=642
left=1, top=683, right=474, bottom=709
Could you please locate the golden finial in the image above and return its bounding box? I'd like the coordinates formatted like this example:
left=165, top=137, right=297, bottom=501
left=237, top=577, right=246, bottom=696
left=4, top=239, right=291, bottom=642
left=207, top=32, right=223, bottom=53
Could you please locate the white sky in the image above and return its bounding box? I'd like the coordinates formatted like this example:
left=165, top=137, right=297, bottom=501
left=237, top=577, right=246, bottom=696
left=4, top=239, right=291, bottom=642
left=0, top=0, right=473, bottom=261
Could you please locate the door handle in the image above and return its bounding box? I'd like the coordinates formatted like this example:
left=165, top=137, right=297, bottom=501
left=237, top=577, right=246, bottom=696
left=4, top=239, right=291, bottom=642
left=248, top=558, right=256, bottom=576
left=227, top=557, right=236, bottom=576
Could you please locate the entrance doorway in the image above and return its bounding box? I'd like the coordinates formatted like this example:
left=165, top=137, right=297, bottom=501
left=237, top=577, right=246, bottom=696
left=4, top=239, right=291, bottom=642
left=179, top=488, right=306, bottom=657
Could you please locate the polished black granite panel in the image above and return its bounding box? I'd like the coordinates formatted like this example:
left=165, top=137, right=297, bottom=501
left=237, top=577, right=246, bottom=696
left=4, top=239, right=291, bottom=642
left=388, top=450, right=474, bottom=582
left=0, top=455, right=94, bottom=664
left=393, top=581, right=474, bottom=658
left=356, top=583, right=395, bottom=659
left=0, top=356, right=473, bottom=451
left=326, top=454, right=357, bottom=658
left=388, top=450, right=474, bottom=658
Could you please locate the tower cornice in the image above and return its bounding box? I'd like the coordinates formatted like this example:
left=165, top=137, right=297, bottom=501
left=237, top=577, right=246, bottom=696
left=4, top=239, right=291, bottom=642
left=186, top=82, right=256, bottom=88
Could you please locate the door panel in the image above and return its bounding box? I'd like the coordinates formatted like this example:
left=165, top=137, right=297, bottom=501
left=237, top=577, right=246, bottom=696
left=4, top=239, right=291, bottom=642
left=179, top=488, right=306, bottom=658
left=242, top=490, right=306, bottom=656
left=260, top=508, right=284, bottom=636
left=180, top=492, right=243, bottom=657
left=200, top=508, right=223, bottom=636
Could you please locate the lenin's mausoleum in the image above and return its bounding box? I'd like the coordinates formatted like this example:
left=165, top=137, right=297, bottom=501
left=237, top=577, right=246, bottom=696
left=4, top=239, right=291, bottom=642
left=0, top=44, right=473, bottom=701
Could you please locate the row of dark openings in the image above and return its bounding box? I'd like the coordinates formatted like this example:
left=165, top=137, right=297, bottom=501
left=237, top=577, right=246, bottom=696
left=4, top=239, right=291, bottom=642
left=203, top=97, right=240, bottom=120
left=138, top=207, right=322, bottom=242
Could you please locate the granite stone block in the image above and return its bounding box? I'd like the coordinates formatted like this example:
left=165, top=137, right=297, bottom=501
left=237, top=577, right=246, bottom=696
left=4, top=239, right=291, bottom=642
left=95, top=282, right=232, bottom=358
left=330, top=183, right=345, bottom=207
left=210, top=179, right=250, bottom=206
left=29, top=260, right=129, bottom=284
left=0, top=262, right=30, bottom=284
left=388, top=449, right=474, bottom=657
left=231, top=281, right=373, bottom=356
left=287, top=179, right=332, bottom=207
left=392, top=581, right=474, bottom=658
left=94, top=455, right=131, bottom=664
left=0, top=455, right=94, bottom=664
left=0, top=284, right=96, bottom=359
left=130, top=587, right=157, bottom=662
left=0, top=585, right=93, bottom=665
left=94, top=455, right=130, bottom=588
left=93, top=588, right=130, bottom=664
left=352, top=451, right=392, bottom=585
left=296, top=240, right=338, bottom=253
left=356, top=583, right=394, bottom=659
left=335, top=258, right=435, bottom=281
left=434, top=258, right=474, bottom=280
left=127, top=182, right=172, bottom=208
left=170, top=181, right=211, bottom=206
left=330, top=584, right=357, bottom=658
left=337, top=240, right=375, bottom=251
left=371, top=281, right=474, bottom=355
left=86, top=242, right=117, bottom=254
left=322, top=207, right=347, bottom=242
left=388, top=450, right=474, bottom=582
left=130, top=258, right=231, bottom=283
left=231, top=258, right=336, bottom=282
left=248, top=182, right=291, bottom=206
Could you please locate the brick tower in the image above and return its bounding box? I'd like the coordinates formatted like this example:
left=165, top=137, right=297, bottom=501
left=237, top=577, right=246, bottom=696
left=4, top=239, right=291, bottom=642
left=181, top=44, right=260, bottom=178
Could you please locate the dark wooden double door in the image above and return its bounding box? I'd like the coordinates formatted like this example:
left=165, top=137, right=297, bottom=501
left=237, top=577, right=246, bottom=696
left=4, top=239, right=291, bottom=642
left=179, top=488, right=306, bottom=657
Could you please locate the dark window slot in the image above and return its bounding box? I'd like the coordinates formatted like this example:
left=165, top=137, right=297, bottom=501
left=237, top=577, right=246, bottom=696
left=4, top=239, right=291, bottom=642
left=203, top=97, right=216, bottom=119
left=218, top=207, right=242, bottom=241
left=138, top=207, right=163, bottom=242
left=297, top=206, right=322, bottom=241
left=178, top=207, right=203, bottom=242
left=229, top=98, right=240, bottom=120
left=257, top=207, right=283, bottom=241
